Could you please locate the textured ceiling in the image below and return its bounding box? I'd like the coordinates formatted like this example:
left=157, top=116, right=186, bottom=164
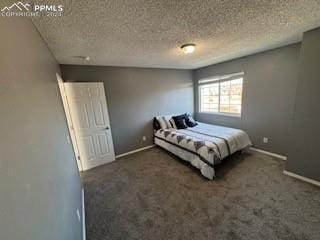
left=30, top=0, right=320, bottom=69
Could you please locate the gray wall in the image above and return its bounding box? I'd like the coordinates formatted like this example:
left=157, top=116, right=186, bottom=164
left=0, top=18, right=83, bottom=240
left=286, top=28, right=320, bottom=181
left=61, top=66, right=193, bottom=155
left=194, top=44, right=301, bottom=156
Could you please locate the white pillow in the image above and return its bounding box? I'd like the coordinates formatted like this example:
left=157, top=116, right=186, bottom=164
left=169, top=118, right=177, bottom=129
left=188, top=115, right=197, bottom=124
left=156, top=116, right=173, bottom=129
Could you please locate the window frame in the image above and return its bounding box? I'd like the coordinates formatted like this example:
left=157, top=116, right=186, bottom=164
left=198, top=72, right=244, bottom=118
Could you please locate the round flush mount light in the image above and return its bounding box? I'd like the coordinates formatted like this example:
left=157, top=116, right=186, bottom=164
left=181, top=43, right=196, bottom=54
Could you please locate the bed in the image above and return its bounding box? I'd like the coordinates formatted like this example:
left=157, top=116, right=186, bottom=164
left=154, top=118, right=252, bottom=179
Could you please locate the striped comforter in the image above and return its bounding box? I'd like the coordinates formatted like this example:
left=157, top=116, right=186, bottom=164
left=154, top=122, right=252, bottom=178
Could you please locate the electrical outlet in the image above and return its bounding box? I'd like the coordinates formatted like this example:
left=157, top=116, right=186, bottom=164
left=76, top=209, right=81, bottom=223
left=263, top=137, right=269, bottom=144
left=142, top=136, right=147, bottom=141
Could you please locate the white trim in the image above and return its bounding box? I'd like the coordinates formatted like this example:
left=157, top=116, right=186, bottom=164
left=198, top=111, right=242, bottom=118
left=82, top=188, right=86, bottom=240
left=283, top=170, right=320, bottom=187
left=116, top=145, right=155, bottom=158
left=57, top=73, right=83, bottom=172
left=198, top=71, right=244, bottom=84
left=250, top=147, right=287, bottom=160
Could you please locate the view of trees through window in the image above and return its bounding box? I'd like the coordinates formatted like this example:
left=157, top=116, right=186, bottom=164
left=199, top=78, right=243, bottom=115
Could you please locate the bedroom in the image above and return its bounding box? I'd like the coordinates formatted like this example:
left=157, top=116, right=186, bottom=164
left=0, top=1, right=319, bottom=240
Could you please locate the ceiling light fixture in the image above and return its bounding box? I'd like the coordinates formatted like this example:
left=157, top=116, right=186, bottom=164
left=181, top=43, right=196, bottom=54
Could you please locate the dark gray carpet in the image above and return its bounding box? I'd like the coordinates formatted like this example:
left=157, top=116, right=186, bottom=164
left=81, top=147, right=320, bottom=240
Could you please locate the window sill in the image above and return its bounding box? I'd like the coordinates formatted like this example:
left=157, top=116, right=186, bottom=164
left=198, top=111, right=242, bottom=118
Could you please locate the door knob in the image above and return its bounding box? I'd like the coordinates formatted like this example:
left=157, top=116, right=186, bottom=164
left=105, top=127, right=109, bottom=130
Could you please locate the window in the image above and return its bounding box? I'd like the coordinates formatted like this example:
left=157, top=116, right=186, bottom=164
left=198, top=72, right=243, bottom=116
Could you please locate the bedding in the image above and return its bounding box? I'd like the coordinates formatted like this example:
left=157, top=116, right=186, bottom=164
left=174, top=118, right=188, bottom=129
left=172, top=113, right=188, bottom=129
left=154, top=122, right=252, bottom=179
left=185, top=115, right=198, bottom=127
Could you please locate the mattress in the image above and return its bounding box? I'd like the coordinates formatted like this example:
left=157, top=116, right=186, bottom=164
left=154, top=122, right=252, bottom=179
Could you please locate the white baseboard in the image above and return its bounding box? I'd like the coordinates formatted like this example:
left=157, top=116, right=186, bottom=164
left=82, top=188, right=86, bottom=240
left=250, top=147, right=287, bottom=160
left=283, top=170, right=320, bottom=187
left=115, top=145, right=155, bottom=158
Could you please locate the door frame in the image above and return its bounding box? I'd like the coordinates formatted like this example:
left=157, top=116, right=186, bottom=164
left=56, top=73, right=83, bottom=171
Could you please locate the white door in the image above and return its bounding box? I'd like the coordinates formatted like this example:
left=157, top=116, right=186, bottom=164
left=64, top=82, right=115, bottom=170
